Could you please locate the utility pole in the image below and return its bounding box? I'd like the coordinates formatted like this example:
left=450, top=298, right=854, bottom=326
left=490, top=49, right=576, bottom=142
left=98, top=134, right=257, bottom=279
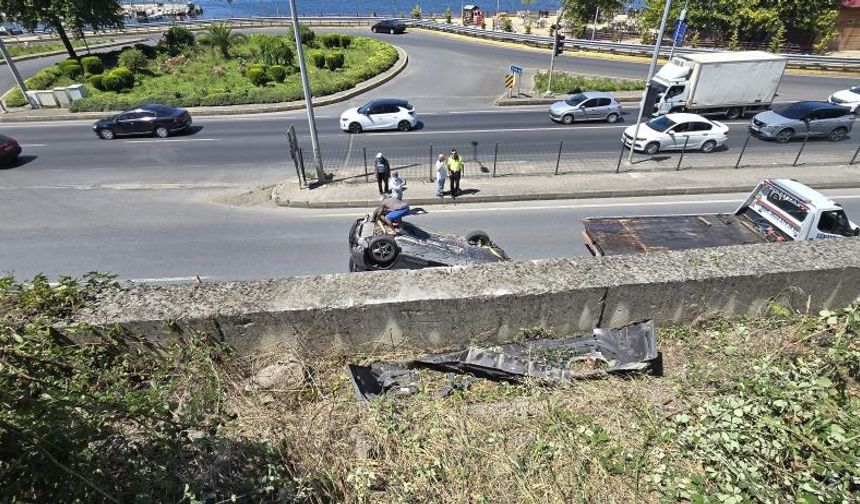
left=288, top=0, right=325, bottom=182
left=591, top=7, right=599, bottom=41
left=627, top=0, right=672, bottom=163
left=0, top=38, right=36, bottom=109
left=545, top=5, right=565, bottom=95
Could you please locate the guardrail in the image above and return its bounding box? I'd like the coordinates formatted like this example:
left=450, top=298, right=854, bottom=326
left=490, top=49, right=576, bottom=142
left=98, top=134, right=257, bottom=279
left=409, top=20, right=860, bottom=71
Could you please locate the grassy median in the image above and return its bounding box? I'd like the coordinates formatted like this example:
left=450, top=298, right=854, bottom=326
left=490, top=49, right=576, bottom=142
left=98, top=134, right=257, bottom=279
left=535, top=70, right=645, bottom=95
left=1, top=272, right=858, bottom=502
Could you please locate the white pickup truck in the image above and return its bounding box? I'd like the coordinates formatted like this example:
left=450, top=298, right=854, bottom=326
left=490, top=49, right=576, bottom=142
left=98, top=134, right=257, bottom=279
left=583, top=179, right=860, bottom=256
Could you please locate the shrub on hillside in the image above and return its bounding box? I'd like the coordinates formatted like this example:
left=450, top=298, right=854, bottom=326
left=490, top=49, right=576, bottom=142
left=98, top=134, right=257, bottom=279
left=162, top=25, right=195, bottom=55
left=101, top=71, right=123, bottom=92
left=112, top=67, right=135, bottom=88
left=287, top=23, right=315, bottom=45
left=60, top=63, right=82, bottom=79
left=325, top=51, right=345, bottom=71
left=118, top=48, right=148, bottom=73
left=88, top=74, right=106, bottom=91
left=256, top=35, right=293, bottom=66
left=80, top=55, right=104, bottom=75
left=310, top=51, right=325, bottom=69
left=318, top=33, right=341, bottom=48
left=27, top=66, right=62, bottom=90
left=267, top=65, right=287, bottom=83
left=247, top=67, right=269, bottom=86
left=134, top=42, right=158, bottom=58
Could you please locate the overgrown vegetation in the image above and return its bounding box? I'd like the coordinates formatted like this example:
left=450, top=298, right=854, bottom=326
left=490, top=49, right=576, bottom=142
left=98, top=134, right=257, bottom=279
left=0, top=38, right=116, bottom=60
left=4, top=25, right=397, bottom=111
left=1, top=272, right=858, bottom=502
left=535, top=71, right=645, bottom=94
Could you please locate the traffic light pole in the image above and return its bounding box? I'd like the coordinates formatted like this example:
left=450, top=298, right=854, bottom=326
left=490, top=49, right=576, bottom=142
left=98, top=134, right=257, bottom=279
left=546, top=31, right=558, bottom=95
left=0, top=38, right=36, bottom=109
left=288, top=0, right=325, bottom=182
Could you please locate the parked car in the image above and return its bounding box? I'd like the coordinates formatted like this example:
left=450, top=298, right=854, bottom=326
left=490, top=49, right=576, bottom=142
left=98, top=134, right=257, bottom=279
left=0, top=134, right=21, bottom=166
left=348, top=216, right=510, bottom=271
left=621, top=112, right=729, bottom=154
left=749, top=101, right=854, bottom=143
left=340, top=98, right=417, bottom=133
left=828, top=86, right=860, bottom=113
left=92, top=103, right=192, bottom=140
left=371, top=19, right=407, bottom=34
left=549, top=91, right=623, bottom=124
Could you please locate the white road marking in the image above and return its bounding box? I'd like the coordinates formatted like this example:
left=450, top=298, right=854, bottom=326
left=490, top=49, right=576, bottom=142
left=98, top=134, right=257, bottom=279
left=19, top=143, right=47, bottom=147
left=123, top=138, right=218, bottom=144
left=126, top=276, right=210, bottom=283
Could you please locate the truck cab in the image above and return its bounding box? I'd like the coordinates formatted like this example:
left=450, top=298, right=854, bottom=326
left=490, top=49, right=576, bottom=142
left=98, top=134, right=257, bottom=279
left=652, top=61, right=691, bottom=116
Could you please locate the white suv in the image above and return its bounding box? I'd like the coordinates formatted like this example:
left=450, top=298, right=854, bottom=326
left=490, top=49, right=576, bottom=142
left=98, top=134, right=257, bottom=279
left=340, top=99, right=418, bottom=133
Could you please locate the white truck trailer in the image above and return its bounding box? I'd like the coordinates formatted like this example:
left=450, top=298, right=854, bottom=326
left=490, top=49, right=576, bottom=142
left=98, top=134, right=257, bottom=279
left=651, top=51, right=788, bottom=120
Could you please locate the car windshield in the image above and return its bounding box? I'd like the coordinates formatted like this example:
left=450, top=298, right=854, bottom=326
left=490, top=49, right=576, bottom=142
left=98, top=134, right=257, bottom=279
left=565, top=94, right=587, bottom=106
left=646, top=116, right=676, bottom=132
left=850, top=86, right=860, bottom=94
left=775, top=103, right=814, bottom=120
left=357, top=103, right=373, bottom=114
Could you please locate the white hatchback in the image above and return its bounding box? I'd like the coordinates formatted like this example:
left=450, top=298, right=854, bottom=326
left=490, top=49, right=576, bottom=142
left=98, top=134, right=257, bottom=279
left=340, top=98, right=418, bottom=133
left=828, top=86, right=860, bottom=113
left=622, top=113, right=729, bottom=154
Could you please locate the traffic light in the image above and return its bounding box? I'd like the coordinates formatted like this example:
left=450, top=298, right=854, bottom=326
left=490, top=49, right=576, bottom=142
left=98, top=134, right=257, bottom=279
left=554, top=32, right=566, bottom=56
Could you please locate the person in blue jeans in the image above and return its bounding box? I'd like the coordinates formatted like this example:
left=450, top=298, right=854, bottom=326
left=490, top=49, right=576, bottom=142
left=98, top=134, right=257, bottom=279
left=374, top=152, right=390, bottom=195
left=373, top=196, right=410, bottom=231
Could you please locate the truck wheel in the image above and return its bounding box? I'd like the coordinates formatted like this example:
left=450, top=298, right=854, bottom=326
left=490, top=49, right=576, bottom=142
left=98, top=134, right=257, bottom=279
left=605, top=113, right=619, bottom=123
left=562, top=114, right=574, bottom=125
left=644, top=142, right=660, bottom=155
left=829, top=127, right=847, bottom=141
left=465, top=230, right=491, bottom=246
left=775, top=128, right=794, bottom=143
left=725, top=107, right=743, bottom=120
left=700, top=140, right=717, bottom=153
left=366, top=235, right=398, bottom=267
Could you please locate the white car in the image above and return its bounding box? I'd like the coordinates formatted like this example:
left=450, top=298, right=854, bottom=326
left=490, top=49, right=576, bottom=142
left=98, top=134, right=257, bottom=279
left=622, top=113, right=729, bottom=154
left=828, top=86, right=860, bottom=113
left=340, top=98, right=418, bottom=133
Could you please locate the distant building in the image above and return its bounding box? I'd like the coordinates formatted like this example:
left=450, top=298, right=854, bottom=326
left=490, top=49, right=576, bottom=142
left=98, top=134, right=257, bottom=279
left=838, top=0, right=860, bottom=50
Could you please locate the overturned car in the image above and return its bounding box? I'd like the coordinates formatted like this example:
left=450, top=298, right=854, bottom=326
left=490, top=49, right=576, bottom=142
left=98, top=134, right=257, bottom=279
left=348, top=215, right=510, bottom=272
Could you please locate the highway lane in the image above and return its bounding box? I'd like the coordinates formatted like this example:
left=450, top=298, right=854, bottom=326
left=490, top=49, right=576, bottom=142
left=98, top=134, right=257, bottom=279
left=2, top=188, right=859, bottom=282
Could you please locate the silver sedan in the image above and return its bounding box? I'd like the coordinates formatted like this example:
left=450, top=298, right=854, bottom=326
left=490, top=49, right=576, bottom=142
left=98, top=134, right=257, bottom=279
left=549, top=91, right=623, bottom=124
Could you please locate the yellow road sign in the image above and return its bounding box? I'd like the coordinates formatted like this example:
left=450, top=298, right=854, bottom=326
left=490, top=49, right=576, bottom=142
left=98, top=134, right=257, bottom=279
left=504, top=74, right=514, bottom=88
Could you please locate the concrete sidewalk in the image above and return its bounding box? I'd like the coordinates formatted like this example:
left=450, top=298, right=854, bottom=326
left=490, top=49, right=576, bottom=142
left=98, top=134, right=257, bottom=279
left=272, top=162, right=860, bottom=208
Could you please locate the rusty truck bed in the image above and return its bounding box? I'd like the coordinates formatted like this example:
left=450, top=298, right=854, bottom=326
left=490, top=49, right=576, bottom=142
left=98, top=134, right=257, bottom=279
left=582, top=213, right=766, bottom=256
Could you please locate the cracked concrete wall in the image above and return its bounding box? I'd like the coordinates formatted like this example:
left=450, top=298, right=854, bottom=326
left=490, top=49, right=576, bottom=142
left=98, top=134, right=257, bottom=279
left=76, top=238, right=860, bottom=355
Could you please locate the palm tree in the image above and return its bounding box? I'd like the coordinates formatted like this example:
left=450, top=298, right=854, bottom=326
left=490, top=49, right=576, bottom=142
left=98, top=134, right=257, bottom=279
left=203, top=23, right=240, bottom=59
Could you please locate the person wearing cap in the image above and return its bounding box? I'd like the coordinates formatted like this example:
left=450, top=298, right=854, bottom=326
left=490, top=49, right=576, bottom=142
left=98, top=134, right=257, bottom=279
left=374, top=152, right=391, bottom=195
left=446, top=148, right=464, bottom=198
left=434, top=153, right=447, bottom=198
left=390, top=171, right=407, bottom=200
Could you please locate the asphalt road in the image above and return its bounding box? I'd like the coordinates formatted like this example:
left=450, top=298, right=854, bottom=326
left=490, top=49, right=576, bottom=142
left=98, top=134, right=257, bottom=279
left=2, top=189, right=859, bottom=282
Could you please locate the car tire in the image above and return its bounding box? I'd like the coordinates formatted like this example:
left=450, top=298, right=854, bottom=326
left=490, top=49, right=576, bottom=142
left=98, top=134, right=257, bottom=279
left=371, top=27, right=376, bottom=33
left=366, top=235, right=398, bottom=267
left=829, top=127, right=848, bottom=141
left=700, top=140, right=717, bottom=153
left=390, top=28, right=394, bottom=34
left=154, top=126, right=170, bottom=138
left=398, top=120, right=412, bottom=132
left=775, top=128, right=794, bottom=143
left=561, top=114, right=574, bottom=125
left=98, top=128, right=115, bottom=140
left=725, top=107, right=743, bottom=120
left=606, top=113, right=619, bottom=123
left=466, top=230, right=491, bottom=246
left=644, top=142, right=660, bottom=155
left=348, top=122, right=362, bottom=134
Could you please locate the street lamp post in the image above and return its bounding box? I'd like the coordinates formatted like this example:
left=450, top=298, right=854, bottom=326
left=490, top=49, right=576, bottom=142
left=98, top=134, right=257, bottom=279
left=627, top=0, right=673, bottom=164
left=0, top=38, right=36, bottom=109
left=288, top=0, right=325, bottom=182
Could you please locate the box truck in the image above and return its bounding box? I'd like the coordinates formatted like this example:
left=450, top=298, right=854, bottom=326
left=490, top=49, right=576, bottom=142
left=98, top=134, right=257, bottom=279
left=651, top=51, right=788, bottom=120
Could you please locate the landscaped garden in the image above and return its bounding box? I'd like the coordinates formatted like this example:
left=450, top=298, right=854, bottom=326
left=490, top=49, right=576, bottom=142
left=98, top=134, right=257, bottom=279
left=4, top=25, right=399, bottom=112
left=0, top=38, right=118, bottom=60
left=535, top=71, right=646, bottom=95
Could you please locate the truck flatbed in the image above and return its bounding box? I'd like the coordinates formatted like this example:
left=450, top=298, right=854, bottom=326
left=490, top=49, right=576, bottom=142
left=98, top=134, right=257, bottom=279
left=582, top=214, right=765, bottom=256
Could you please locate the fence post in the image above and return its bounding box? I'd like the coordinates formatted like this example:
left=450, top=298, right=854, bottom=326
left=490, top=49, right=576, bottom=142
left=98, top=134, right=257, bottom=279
left=793, top=129, right=810, bottom=167
left=616, top=143, right=626, bottom=173
left=429, top=143, right=434, bottom=181
left=493, top=142, right=499, bottom=177
left=850, top=140, right=860, bottom=165
left=735, top=132, right=751, bottom=169
left=363, top=146, right=368, bottom=183
left=554, top=140, right=564, bottom=175
left=675, top=136, right=689, bottom=171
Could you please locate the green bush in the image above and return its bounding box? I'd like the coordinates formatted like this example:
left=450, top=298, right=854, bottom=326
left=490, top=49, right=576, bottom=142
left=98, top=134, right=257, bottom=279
left=339, top=34, right=353, bottom=48
left=325, top=51, right=345, bottom=71
left=111, top=67, right=135, bottom=89
left=310, top=51, right=326, bottom=69
left=502, top=17, right=514, bottom=32
left=163, top=25, right=195, bottom=55
left=534, top=71, right=645, bottom=94
left=267, top=64, right=287, bottom=83
left=26, top=66, right=62, bottom=90
left=5, top=88, right=27, bottom=107
left=247, top=67, right=269, bottom=86
left=80, top=55, right=104, bottom=75
left=59, top=58, right=79, bottom=68
left=134, top=42, right=158, bottom=58
left=118, top=48, right=148, bottom=73
left=101, top=72, right=124, bottom=92
left=287, top=23, right=315, bottom=45
left=60, top=63, right=82, bottom=79
left=88, top=74, right=106, bottom=91
left=318, top=33, right=341, bottom=48
left=256, top=35, right=293, bottom=66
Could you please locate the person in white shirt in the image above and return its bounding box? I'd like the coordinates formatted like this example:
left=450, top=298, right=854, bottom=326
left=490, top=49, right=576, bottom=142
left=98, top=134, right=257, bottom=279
left=434, top=154, right=447, bottom=197
left=390, top=171, right=407, bottom=200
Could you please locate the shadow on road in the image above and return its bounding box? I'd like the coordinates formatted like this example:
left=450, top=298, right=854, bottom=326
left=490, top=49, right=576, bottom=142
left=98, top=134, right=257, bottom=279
left=1, top=155, right=37, bottom=169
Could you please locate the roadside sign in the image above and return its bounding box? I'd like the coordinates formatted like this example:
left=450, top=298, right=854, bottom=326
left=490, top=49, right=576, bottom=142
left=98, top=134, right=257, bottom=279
left=504, top=74, right=514, bottom=88
left=509, top=64, right=523, bottom=75
left=673, top=20, right=687, bottom=47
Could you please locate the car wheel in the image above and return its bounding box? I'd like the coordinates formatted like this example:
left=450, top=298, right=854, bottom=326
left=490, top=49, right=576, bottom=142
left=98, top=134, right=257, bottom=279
left=367, top=235, right=398, bottom=266
left=644, top=142, right=660, bottom=155
left=561, top=114, right=574, bottom=125
left=390, top=28, right=394, bottom=34
left=398, top=120, right=412, bottom=132
left=775, top=128, right=794, bottom=143
left=829, top=127, right=848, bottom=141
left=348, top=122, right=363, bottom=134
left=98, top=128, right=115, bottom=140
left=725, top=107, right=743, bottom=120
left=371, top=27, right=376, bottom=33
left=700, top=140, right=717, bottom=153
left=605, top=113, right=619, bottom=123
left=466, top=230, right=491, bottom=246
left=154, top=126, right=170, bottom=138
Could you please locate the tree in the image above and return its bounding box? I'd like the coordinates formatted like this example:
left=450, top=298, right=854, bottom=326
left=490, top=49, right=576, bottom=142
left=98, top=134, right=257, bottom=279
left=201, top=23, right=241, bottom=59
left=0, top=0, right=123, bottom=60
left=560, top=0, right=625, bottom=39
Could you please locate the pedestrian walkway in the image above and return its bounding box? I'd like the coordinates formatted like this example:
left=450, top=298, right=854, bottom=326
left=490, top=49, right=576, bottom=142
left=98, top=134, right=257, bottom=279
left=272, top=161, right=860, bottom=208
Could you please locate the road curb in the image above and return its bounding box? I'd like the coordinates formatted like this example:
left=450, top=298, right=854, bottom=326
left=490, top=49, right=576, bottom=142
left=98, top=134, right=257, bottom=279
left=0, top=38, right=147, bottom=67
left=272, top=179, right=860, bottom=209
left=0, top=44, right=409, bottom=122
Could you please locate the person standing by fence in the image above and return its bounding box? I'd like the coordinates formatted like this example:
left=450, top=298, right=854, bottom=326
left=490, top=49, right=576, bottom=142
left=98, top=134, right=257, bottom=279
left=434, top=154, right=447, bottom=198
left=447, top=148, right=463, bottom=198
left=390, top=171, right=407, bottom=199
left=374, top=152, right=391, bottom=195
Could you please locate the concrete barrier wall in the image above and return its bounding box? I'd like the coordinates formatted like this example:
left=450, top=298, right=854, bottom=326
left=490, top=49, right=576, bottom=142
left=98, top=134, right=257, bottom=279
left=77, top=239, right=860, bottom=355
